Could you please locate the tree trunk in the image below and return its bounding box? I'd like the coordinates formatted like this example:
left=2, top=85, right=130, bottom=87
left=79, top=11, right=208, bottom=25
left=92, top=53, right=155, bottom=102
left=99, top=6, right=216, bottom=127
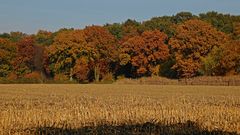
left=94, top=65, right=100, bottom=82
left=69, top=68, right=73, bottom=81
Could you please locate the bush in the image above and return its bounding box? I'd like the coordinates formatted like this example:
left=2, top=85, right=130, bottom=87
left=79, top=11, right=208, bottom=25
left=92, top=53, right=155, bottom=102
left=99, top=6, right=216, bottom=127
left=24, top=72, right=42, bottom=80
left=7, top=72, right=18, bottom=80
left=101, top=72, right=114, bottom=83
left=54, top=73, right=69, bottom=81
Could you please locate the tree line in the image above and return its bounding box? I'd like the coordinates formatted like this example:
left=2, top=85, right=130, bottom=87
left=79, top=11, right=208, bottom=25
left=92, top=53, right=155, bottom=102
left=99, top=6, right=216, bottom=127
left=0, top=11, right=240, bottom=83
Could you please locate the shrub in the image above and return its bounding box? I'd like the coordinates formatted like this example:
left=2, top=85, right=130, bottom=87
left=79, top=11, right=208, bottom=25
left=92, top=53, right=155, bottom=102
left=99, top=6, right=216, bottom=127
left=54, top=73, right=69, bottom=81
left=24, top=72, right=42, bottom=80
left=101, top=72, right=114, bottom=83
left=7, top=72, right=18, bottom=80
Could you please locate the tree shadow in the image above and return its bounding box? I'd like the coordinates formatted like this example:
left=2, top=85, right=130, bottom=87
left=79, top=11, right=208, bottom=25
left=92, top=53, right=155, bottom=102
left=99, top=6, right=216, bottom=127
left=27, top=120, right=238, bottom=135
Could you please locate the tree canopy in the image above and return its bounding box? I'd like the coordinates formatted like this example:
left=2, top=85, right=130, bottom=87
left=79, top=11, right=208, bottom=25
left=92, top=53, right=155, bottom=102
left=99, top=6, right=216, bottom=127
left=1, top=11, right=240, bottom=83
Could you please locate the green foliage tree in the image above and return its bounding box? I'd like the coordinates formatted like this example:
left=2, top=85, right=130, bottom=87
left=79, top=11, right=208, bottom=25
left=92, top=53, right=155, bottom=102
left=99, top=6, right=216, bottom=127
left=199, top=11, right=235, bottom=34
left=35, top=30, right=55, bottom=46
left=0, top=33, right=11, bottom=39
left=9, top=32, right=27, bottom=42
left=200, top=46, right=224, bottom=76
left=120, top=19, right=143, bottom=43
left=105, top=23, right=123, bottom=40
left=171, top=12, right=197, bottom=24
left=142, top=16, right=176, bottom=38
left=0, top=38, right=16, bottom=78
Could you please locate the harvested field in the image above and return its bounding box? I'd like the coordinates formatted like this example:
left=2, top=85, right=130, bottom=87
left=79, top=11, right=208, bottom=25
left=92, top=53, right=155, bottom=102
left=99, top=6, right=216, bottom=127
left=0, top=84, right=239, bottom=134
left=115, top=76, right=240, bottom=86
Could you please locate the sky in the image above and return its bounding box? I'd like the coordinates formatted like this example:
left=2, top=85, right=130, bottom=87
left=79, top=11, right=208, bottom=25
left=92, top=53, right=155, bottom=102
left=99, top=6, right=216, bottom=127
left=0, top=0, right=240, bottom=34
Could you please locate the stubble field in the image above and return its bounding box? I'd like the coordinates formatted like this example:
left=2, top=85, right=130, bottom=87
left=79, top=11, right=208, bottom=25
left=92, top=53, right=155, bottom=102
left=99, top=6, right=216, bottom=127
left=0, top=84, right=239, bottom=135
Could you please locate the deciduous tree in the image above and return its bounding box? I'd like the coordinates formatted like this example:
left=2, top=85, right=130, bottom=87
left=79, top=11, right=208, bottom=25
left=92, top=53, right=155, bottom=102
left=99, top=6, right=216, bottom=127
left=0, top=38, right=16, bottom=77
left=199, top=11, right=234, bottom=34
left=44, top=30, right=87, bottom=80
left=143, top=16, right=176, bottom=38
left=84, top=26, right=118, bottom=82
left=120, top=30, right=170, bottom=77
left=169, top=19, right=229, bottom=78
left=35, top=30, right=54, bottom=46
left=221, top=40, right=240, bottom=75
left=72, top=57, right=90, bottom=82
left=13, top=36, right=35, bottom=77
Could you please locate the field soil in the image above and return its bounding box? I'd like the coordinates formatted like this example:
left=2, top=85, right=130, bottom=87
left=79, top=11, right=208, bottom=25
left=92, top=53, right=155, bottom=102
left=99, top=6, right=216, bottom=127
left=0, top=84, right=239, bottom=134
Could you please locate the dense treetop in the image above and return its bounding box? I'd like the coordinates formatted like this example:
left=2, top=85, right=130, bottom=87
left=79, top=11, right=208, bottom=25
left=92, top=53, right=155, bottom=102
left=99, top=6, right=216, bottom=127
left=0, top=11, right=240, bottom=83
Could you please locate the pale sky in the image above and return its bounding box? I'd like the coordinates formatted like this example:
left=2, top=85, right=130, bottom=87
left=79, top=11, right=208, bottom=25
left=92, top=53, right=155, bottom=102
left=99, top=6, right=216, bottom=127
left=0, top=0, right=240, bottom=34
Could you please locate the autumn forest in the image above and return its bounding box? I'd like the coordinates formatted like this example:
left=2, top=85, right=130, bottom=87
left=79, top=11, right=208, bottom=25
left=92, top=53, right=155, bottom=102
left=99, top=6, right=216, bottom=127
left=1, top=11, right=240, bottom=83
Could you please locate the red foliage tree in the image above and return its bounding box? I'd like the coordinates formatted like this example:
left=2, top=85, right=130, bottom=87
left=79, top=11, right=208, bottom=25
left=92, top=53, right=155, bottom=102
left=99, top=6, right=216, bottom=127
left=13, top=36, right=35, bottom=76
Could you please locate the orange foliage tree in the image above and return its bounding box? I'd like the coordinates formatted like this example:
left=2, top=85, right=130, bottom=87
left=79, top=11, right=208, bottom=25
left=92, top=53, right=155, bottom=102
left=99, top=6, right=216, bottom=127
left=120, top=30, right=170, bottom=77
left=83, top=26, right=118, bottom=82
left=169, top=19, right=229, bottom=78
left=221, top=40, right=240, bottom=75
left=233, top=23, right=240, bottom=40
left=44, top=26, right=118, bottom=82
left=72, top=57, right=90, bottom=82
